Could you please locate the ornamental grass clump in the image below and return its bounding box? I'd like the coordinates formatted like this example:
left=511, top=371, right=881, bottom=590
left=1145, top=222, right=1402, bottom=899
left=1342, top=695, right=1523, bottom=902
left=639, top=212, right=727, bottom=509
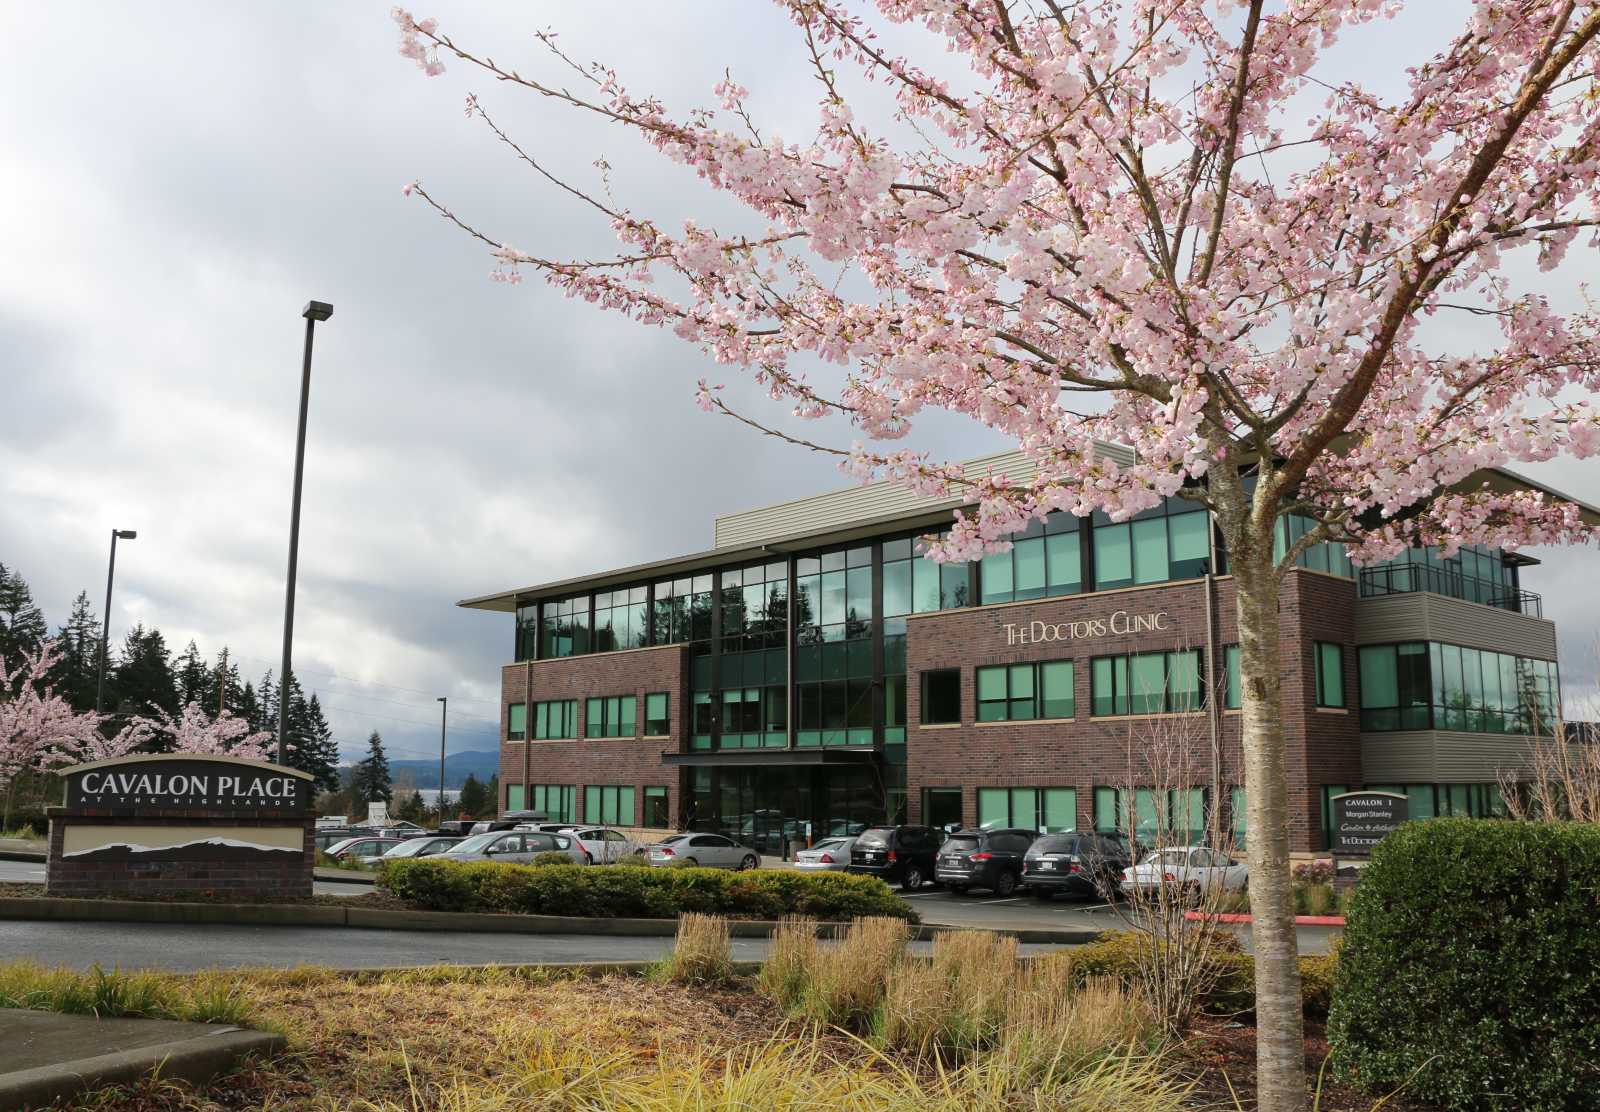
left=793, top=915, right=911, bottom=1028
left=759, top=916, right=821, bottom=1012
left=654, top=913, right=734, bottom=986
left=877, top=930, right=1017, bottom=1056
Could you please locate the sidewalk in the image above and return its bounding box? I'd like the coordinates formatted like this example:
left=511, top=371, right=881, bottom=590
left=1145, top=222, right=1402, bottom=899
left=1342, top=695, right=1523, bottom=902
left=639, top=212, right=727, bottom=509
left=0, top=1009, right=282, bottom=1110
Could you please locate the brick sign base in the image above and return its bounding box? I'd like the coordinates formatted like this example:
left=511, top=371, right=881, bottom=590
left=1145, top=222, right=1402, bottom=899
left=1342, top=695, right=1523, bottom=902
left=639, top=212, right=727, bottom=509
left=47, top=755, right=316, bottom=901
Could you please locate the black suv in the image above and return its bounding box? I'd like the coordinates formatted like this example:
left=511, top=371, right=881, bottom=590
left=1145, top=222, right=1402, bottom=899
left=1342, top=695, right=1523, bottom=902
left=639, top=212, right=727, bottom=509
left=935, top=828, right=1035, bottom=896
left=848, top=825, right=945, bottom=890
left=1020, top=832, right=1132, bottom=900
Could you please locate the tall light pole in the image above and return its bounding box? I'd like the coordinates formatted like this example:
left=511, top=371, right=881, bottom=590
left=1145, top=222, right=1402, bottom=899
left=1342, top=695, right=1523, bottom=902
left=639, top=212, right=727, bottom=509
left=436, top=697, right=448, bottom=820
left=278, top=300, right=333, bottom=764
left=94, top=529, right=137, bottom=714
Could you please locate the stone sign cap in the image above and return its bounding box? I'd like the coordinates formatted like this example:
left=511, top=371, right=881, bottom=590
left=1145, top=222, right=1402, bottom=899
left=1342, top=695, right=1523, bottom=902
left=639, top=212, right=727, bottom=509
left=58, top=753, right=314, bottom=815
left=1329, top=790, right=1409, bottom=855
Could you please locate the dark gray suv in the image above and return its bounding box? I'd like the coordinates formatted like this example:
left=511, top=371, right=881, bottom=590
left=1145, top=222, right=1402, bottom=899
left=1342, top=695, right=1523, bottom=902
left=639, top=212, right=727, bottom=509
left=934, top=828, right=1035, bottom=896
left=1020, top=832, right=1132, bottom=900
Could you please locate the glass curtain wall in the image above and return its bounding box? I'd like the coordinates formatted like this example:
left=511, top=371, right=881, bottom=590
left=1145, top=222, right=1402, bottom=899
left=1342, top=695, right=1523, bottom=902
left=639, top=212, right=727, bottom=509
left=795, top=546, right=875, bottom=747
left=593, top=587, right=648, bottom=652
left=1362, top=544, right=1517, bottom=606
left=1092, top=498, right=1211, bottom=591
left=979, top=513, right=1082, bottom=604
left=718, top=560, right=788, bottom=749
left=1359, top=641, right=1559, bottom=734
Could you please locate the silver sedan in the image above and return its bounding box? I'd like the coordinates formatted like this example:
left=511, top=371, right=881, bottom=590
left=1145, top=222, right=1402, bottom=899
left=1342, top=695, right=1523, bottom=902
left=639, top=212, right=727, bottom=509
left=792, top=837, right=855, bottom=873
left=645, top=833, right=759, bottom=870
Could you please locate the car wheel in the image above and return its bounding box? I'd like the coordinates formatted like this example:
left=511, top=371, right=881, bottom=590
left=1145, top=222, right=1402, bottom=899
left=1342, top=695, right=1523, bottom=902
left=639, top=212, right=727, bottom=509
left=993, top=870, right=1018, bottom=898
left=901, top=864, right=926, bottom=891
left=682, top=857, right=699, bottom=867
left=738, top=854, right=759, bottom=871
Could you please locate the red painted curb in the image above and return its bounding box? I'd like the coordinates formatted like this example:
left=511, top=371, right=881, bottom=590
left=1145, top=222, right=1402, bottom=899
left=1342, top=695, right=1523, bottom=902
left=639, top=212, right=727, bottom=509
left=1184, top=911, right=1346, bottom=927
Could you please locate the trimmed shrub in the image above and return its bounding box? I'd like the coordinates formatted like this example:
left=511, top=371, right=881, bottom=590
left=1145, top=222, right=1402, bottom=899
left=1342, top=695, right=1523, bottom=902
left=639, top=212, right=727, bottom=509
left=531, top=850, right=573, bottom=867
left=378, top=858, right=917, bottom=922
left=1329, top=820, right=1600, bottom=1110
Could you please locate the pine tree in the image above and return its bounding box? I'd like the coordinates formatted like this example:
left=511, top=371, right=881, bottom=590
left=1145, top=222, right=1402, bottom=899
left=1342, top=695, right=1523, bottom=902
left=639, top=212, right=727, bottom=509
left=238, top=681, right=262, bottom=733
left=256, top=670, right=278, bottom=755
left=350, top=731, right=392, bottom=804
left=0, top=563, right=48, bottom=664
left=50, top=592, right=101, bottom=712
left=394, top=789, right=427, bottom=823
left=294, top=694, right=340, bottom=792
left=485, top=773, right=500, bottom=817
left=174, top=641, right=209, bottom=707
left=202, top=649, right=245, bottom=720
left=111, top=625, right=179, bottom=724
left=457, top=773, right=489, bottom=817
left=280, top=671, right=309, bottom=769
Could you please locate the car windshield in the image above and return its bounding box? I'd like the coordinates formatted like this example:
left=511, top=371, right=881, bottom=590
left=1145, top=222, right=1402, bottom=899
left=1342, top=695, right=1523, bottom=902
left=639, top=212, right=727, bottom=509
left=810, top=839, right=845, bottom=852
left=1142, top=849, right=1190, bottom=867
left=942, top=835, right=981, bottom=852
left=856, top=828, right=893, bottom=847
left=655, top=835, right=690, bottom=848
left=383, top=840, right=434, bottom=858
left=449, top=833, right=500, bottom=853
left=1031, top=835, right=1076, bottom=853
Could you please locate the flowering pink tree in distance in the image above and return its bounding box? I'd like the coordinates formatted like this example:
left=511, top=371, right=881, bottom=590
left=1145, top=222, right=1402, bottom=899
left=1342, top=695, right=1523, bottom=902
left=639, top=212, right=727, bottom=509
left=392, top=3, right=1600, bottom=1103
left=2, top=642, right=274, bottom=825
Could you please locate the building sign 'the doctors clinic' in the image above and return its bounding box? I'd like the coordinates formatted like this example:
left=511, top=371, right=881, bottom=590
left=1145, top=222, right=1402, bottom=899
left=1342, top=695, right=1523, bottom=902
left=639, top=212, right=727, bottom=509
left=1004, top=610, right=1170, bottom=646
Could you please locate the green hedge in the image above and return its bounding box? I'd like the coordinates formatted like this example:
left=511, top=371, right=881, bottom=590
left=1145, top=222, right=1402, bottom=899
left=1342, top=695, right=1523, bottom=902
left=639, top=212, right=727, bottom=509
left=378, top=858, right=917, bottom=923
left=1329, top=819, right=1600, bottom=1111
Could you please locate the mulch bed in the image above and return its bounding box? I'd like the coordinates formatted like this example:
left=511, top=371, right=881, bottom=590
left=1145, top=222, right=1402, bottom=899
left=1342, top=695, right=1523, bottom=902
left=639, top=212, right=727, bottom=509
left=1184, top=1015, right=1432, bottom=1110
left=0, top=881, right=408, bottom=910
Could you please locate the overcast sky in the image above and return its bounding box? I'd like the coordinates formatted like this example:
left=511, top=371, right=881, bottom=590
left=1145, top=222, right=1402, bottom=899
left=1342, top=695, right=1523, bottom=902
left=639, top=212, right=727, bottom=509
left=4, top=3, right=1598, bottom=766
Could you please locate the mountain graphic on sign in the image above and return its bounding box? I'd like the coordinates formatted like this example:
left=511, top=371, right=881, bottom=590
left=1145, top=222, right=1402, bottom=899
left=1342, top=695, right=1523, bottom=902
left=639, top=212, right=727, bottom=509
left=62, top=837, right=301, bottom=863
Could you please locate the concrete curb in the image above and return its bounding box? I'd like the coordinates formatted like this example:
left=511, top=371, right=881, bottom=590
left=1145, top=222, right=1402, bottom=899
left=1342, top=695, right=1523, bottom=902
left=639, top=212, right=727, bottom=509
left=0, top=895, right=1100, bottom=945
left=0, top=850, right=45, bottom=864
left=0, top=1024, right=284, bottom=1112
left=312, top=869, right=375, bottom=885
left=1183, top=910, right=1347, bottom=927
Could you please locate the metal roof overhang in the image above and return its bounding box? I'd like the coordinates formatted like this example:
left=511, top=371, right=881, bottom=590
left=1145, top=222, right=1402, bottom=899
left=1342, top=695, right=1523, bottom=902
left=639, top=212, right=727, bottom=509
left=660, top=749, right=879, bottom=767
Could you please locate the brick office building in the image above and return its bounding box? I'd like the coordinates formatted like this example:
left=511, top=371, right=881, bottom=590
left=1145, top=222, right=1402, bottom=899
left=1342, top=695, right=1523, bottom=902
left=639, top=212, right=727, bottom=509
left=460, top=449, right=1584, bottom=854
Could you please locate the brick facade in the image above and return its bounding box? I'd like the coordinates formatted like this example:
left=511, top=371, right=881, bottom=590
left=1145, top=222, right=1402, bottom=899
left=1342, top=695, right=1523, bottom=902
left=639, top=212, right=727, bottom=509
left=499, top=643, right=689, bottom=828
left=494, top=569, right=1364, bottom=852
left=46, top=812, right=315, bottom=900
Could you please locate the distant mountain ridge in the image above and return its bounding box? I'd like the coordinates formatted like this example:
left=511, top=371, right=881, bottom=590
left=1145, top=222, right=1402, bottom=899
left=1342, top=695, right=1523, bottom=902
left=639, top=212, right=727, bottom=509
left=381, top=749, right=501, bottom=791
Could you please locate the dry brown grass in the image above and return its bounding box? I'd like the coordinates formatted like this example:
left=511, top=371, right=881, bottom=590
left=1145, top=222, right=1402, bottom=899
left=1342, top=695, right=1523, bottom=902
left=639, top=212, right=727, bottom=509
left=792, top=915, right=911, bottom=1027
left=653, top=911, right=734, bottom=985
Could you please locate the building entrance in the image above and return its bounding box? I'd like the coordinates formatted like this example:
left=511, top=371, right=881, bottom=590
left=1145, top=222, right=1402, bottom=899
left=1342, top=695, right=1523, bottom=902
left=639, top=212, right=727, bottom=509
left=687, top=763, right=889, bottom=853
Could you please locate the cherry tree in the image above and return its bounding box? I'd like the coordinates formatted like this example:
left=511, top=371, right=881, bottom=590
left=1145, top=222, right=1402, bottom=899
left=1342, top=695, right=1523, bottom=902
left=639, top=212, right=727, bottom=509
left=0, top=640, right=148, bottom=826
left=391, top=3, right=1600, bottom=1104
left=135, top=703, right=273, bottom=763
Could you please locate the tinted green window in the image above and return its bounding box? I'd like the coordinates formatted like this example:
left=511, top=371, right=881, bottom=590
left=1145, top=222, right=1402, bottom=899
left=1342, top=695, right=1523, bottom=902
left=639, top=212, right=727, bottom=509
left=1129, top=653, right=1167, bottom=714
left=507, top=702, right=527, bottom=741
left=1042, top=788, right=1076, bottom=832
left=1046, top=532, right=1081, bottom=593
left=1131, top=518, right=1170, bottom=584
left=1224, top=645, right=1241, bottom=709
left=644, top=692, right=670, bottom=736
left=977, top=787, right=1076, bottom=832
left=1231, top=786, right=1247, bottom=848
left=977, top=788, right=1008, bottom=828
left=1093, top=525, right=1132, bottom=589
left=1040, top=661, right=1074, bottom=718
left=506, top=784, right=524, bottom=811
left=533, top=700, right=576, bottom=740
left=980, top=550, right=1014, bottom=605
left=585, top=695, right=637, bottom=738
left=976, top=665, right=1009, bottom=722
left=1092, top=657, right=1127, bottom=716
left=1092, top=651, right=1204, bottom=715
left=1168, top=650, right=1201, bottom=711
left=584, top=785, right=636, bottom=826
left=1315, top=643, right=1344, bottom=708
left=1168, top=511, right=1210, bottom=576
left=529, top=784, right=575, bottom=823
left=976, top=661, right=1072, bottom=722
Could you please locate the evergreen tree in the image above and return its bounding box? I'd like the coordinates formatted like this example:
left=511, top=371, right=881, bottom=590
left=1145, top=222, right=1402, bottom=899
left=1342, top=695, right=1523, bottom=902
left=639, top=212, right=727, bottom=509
left=50, top=592, right=101, bottom=712
left=0, top=563, right=48, bottom=664
left=279, top=671, right=309, bottom=768
left=292, top=694, right=340, bottom=792
left=238, top=680, right=262, bottom=733
left=394, top=789, right=427, bottom=823
left=111, top=625, right=179, bottom=724
left=457, top=773, right=489, bottom=817
left=350, top=730, right=392, bottom=804
left=485, top=773, right=500, bottom=817
left=174, top=641, right=209, bottom=707
left=202, top=649, right=246, bottom=720
left=256, top=670, right=278, bottom=755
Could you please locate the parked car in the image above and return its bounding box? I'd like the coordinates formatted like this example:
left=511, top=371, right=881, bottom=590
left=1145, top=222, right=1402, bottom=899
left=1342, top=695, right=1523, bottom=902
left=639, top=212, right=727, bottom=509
left=1020, top=832, right=1132, bottom=900
left=434, top=820, right=479, bottom=837
left=934, top=828, right=1035, bottom=896
left=314, top=826, right=380, bottom=852
left=644, top=833, right=759, bottom=870
left=437, top=830, right=584, bottom=865
left=360, top=835, right=462, bottom=867
left=557, top=826, right=648, bottom=864
left=323, top=834, right=410, bottom=861
left=1120, top=846, right=1248, bottom=899
left=848, top=825, right=945, bottom=890
left=467, top=810, right=550, bottom=835
left=792, top=836, right=854, bottom=873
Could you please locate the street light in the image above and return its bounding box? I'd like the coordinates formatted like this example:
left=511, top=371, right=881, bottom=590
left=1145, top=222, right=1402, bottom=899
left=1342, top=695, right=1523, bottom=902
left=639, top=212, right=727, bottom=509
left=94, top=529, right=137, bottom=714
left=277, top=300, right=333, bottom=764
left=437, top=697, right=448, bottom=819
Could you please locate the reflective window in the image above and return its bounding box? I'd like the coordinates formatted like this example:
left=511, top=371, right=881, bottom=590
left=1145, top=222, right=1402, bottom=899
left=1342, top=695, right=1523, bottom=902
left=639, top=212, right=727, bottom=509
left=978, top=514, right=1082, bottom=605
left=977, top=787, right=1076, bottom=832
left=1274, top=513, right=1354, bottom=577
left=584, top=695, right=637, bottom=738
left=507, top=702, right=526, bottom=741
left=584, top=784, right=635, bottom=826
left=593, top=586, right=649, bottom=652
left=532, top=700, right=577, bottom=740
left=1093, top=787, right=1206, bottom=843
left=527, top=784, right=575, bottom=824
left=1314, top=643, right=1345, bottom=708
left=541, top=596, right=589, bottom=658
left=796, top=545, right=874, bottom=747
left=1091, top=650, right=1202, bottom=716
left=976, top=660, right=1073, bottom=721
left=1224, top=645, right=1241, bottom=709
left=719, top=561, right=789, bottom=750
left=1359, top=642, right=1557, bottom=734
left=644, top=785, right=670, bottom=827
left=1092, top=500, right=1210, bottom=591
left=644, top=692, right=670, bottom=737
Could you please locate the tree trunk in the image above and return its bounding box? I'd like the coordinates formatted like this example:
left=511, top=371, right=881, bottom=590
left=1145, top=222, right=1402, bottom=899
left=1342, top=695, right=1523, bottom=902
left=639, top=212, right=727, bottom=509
left=1234, top=553, right=1306, bottom=1110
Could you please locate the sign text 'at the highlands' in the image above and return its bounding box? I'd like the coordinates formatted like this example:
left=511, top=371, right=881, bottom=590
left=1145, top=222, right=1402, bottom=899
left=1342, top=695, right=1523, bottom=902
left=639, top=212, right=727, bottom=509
left=1329, top=791, right=1410, bottom=854
left=1004, top=609, right=1170, bottom=646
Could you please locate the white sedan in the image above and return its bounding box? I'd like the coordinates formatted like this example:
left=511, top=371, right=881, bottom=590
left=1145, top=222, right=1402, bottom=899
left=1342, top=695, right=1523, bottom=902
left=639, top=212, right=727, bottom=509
left=1120, top=847, right=1248, bottom=898
left=645, top=833, right=760, bottom=870
left=792, top=837, right=855, bottom=873
left=558, top=826, right=649, bottom=864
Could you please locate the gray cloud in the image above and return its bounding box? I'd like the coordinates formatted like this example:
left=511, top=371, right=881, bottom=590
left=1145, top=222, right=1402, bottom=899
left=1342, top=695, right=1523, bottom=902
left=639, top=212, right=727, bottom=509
left=2, top=2, right=1597, bottom=765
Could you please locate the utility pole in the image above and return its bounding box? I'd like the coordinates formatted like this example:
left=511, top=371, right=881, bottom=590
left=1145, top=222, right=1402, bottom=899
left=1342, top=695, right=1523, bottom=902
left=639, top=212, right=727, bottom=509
left=95, top=529, right=137, bottom=714
left=216, top=648, right=228, bottom=718
left=278, top=300, right=333, bottom=764
left=436, top=696, right=447, bottom=820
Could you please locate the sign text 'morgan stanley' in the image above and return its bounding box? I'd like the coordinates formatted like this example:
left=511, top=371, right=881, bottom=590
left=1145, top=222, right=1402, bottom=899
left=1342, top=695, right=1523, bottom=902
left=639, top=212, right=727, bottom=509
left=1004, top=609, right=1171, bottom=646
